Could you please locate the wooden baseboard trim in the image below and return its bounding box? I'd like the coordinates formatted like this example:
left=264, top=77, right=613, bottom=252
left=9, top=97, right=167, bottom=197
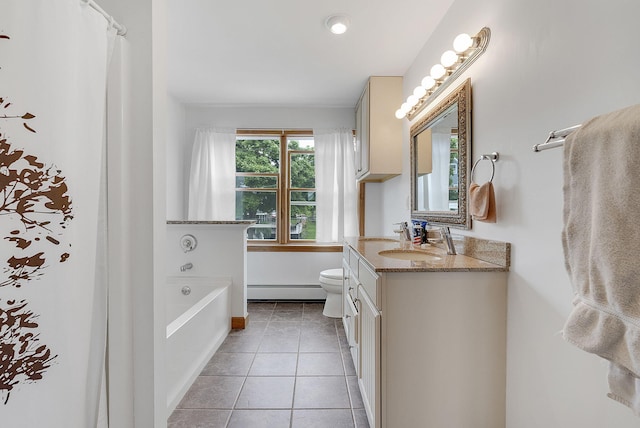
left=231, top=316, right=247, bottom=329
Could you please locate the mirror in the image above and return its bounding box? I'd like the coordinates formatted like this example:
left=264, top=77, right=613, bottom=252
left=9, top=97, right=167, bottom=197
left=410, top=78, right=471, bottom=229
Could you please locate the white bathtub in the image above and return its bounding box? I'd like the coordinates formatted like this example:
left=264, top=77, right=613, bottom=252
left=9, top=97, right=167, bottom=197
left=166, top=276, right=232, bottom=412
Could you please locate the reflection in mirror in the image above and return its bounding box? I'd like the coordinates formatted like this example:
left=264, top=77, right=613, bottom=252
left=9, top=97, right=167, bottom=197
left=411, top=78, right=471, bottom=229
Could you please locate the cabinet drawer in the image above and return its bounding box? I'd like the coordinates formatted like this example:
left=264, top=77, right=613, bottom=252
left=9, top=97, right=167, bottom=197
left=343, top=292, right=359, bottom=376
left=358, top=260, right=379, bottom=308
left=342, top=265, right=357, bottom=302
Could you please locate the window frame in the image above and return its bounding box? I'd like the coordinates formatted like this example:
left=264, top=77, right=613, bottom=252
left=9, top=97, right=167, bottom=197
left=236, top=129, right=339, bottom=252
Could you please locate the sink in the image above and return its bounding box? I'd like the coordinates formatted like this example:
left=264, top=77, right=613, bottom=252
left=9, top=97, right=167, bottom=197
left=378, top=249, right=442, bottom=262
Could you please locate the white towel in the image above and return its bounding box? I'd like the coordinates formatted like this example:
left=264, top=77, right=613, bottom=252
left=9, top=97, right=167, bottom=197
left=608, top=362, right=640, bottom=415
left=562, top=104, right=640, bottom=415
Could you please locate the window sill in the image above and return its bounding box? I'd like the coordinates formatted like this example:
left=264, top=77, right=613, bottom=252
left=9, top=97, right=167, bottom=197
left=247, top=243, right=342, bottom=252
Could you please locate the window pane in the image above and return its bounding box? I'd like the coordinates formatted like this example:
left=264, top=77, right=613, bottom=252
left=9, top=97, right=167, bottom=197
left=290, top=153, right=315, bottom=188
left=236, top=138, right=280, bottom=173
left=290, top=191, right=316, bottom=240
left=288, top=137, right=314, bottom=151
left=236, top=175, right=277, bottom=189
left=449, top=152, right=459, bottom=188
left=236, top=190, right=277, bottom=240
left=450, top=134, right=458, bottom=150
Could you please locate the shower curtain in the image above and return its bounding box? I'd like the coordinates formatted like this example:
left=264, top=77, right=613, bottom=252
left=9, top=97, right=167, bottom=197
left=1, top=1, right=115, bottom=427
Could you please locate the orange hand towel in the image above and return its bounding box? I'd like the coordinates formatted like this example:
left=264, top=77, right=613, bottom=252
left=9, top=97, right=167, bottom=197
left=469, top=182, right=496, bottom=223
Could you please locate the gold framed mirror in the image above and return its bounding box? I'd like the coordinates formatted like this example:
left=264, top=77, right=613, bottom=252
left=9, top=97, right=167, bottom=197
left=410, top=78, right=471, bottom=229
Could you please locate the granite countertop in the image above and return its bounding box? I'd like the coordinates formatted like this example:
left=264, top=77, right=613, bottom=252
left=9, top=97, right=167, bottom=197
left=167, top=220, right=256, bottom=225
left=345, top=236, right=510, bottom=273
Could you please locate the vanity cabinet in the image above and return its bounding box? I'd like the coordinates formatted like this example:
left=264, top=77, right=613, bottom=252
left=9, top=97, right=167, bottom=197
left=358, top=282, right=381, bottom=426
left=355, top=76, right=403, bottom=182
left=342, top=241, right=508, bottom=428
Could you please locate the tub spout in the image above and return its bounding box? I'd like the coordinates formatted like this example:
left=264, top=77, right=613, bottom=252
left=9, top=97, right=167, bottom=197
left=180, top=263, right=193, bottom=272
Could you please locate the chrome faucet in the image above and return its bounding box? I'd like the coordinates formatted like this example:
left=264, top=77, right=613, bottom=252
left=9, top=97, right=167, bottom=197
left=180, top=262, right=193, bottom=272
left=440, top=227, right=457, bottom=255
left=400, top=222, right=412, bottom=241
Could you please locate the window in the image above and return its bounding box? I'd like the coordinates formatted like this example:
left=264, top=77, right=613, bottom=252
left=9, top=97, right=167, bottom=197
left=235, top=131, right=316, bottom=243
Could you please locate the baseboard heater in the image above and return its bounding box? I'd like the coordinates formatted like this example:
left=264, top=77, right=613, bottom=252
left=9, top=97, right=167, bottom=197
left=247, top=284, right=326, bottom=300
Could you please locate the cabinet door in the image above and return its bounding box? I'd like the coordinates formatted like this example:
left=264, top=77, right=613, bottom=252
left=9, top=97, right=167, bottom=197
left=355, top=83, right=370, bottom=179
left=358, top=285, right=380, bottom=428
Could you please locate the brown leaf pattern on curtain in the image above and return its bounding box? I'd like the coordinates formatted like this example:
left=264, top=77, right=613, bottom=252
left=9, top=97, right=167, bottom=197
left=0, top=299, right=57, bottom=404
left=0, top=32, right=72, bottom=404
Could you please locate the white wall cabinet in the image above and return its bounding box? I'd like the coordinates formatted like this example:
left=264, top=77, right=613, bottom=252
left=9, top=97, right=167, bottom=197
left=342, top=244, right=508, bottom=428
left=355, top=76, right=403, bottom=182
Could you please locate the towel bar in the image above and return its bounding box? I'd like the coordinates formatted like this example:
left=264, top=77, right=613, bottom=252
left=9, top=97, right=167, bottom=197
left=533, top=124, right=582, bottom=152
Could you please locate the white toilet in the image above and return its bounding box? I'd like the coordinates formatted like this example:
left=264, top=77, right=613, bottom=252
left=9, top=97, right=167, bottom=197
left=319, top=268, right=344, bottom=318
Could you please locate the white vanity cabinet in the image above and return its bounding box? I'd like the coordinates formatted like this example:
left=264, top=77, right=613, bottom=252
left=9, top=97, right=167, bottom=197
left=355, top=76, right=403, bottom=182
left=342, top=241, right=508, bottom=428
left=358, top=281, right=381, bottom=426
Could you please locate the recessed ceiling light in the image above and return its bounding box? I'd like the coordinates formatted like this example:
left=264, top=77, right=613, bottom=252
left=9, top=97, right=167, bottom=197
left=325, top=15, right=350, bottom=35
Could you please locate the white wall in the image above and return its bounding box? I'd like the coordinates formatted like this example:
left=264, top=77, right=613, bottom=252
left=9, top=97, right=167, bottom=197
left=165, top=105, right=355, bottom=220
left=167, top=223, right=250, bottom=318
left=181, top=105, right=355, bottom=215
left=163, top=105, right=353, bottom=294
left=379, top=0, right=640, bottom=426
left=166, top=94, right=187, bottom=219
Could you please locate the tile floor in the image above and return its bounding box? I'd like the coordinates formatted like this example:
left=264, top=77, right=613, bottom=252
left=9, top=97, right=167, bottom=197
left=168, top=301, right=370, bottom=428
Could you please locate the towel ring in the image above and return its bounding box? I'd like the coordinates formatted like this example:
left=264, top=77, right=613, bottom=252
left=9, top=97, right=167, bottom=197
left=471, top=152, right=499, bottom=183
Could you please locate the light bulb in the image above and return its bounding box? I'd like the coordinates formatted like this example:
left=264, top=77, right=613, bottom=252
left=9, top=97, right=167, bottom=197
left=395, top=109, right=406, bottom=119
left=331, top=23, right=347, bottom=34
left=413, top=86, right=427, bottom=98
left=440, top=50, right=458, bottom=67
left=400, top=102, right=410, bottom=114
left=407, top=95, right=419, bottom=107
left=325, top=15, right=350, bottom=35
left=421, top=76, right=436, bottom=90
left=430, top=64, right=446, bottom=80
left=453, top=33, right=473, bottom=53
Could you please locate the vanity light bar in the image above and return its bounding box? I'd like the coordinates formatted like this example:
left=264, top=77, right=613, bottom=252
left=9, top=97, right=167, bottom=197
left=396, top=27, right=491, bottom=121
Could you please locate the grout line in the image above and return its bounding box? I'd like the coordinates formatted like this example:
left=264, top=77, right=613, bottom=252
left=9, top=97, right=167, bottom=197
left=172, top=301, right=366, bottom=428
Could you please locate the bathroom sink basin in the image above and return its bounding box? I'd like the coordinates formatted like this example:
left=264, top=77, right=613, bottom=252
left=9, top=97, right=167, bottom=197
left=378, top=249, right=442, bottom=262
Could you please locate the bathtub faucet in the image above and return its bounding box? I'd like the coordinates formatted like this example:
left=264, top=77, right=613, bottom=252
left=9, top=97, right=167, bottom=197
left=180, top=262, right=193, bottom=272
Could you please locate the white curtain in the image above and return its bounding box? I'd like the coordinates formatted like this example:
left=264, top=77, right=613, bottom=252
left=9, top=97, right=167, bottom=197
left=1, top=1, right=115, bottom=427
left=188, top=128, right=236, bottom=220
left=427, top=132, right=451, bottom=211
left=314, top=128, right=358, bottom=242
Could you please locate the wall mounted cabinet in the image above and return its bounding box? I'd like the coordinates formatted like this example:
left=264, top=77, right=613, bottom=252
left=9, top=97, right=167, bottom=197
left=355, top=76, right=403, bottom=182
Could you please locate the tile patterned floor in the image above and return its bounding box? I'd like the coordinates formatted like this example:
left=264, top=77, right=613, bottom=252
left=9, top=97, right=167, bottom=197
left=168, top=301, right=370, bottom=428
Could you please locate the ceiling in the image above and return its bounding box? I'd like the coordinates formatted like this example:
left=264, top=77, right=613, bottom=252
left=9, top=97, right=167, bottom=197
left=167, top=0, right=454, bottom=108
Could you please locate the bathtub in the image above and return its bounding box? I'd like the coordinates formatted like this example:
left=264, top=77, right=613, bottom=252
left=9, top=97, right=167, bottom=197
left=166, top=276, right=232, bottom=412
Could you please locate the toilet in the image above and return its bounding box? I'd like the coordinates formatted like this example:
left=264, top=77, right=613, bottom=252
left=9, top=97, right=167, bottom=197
left=319, top=268, right=344, bottom=318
